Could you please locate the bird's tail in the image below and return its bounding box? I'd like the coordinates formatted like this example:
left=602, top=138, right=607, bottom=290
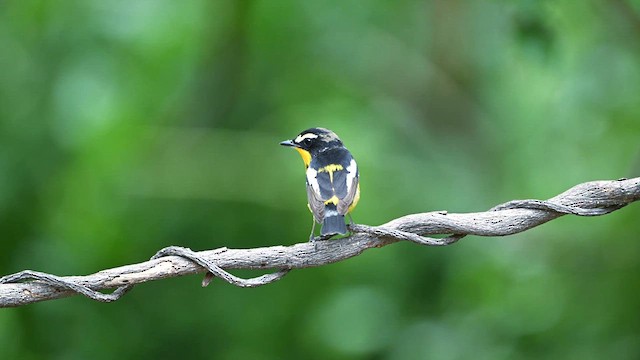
left=321, top=204, right=347, bottom=236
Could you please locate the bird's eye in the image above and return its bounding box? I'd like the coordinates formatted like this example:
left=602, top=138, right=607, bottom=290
left=303, top=138, right=313, bottom=145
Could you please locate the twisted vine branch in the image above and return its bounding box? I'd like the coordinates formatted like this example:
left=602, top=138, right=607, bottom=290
left=1, top=177, right=638, bottom=308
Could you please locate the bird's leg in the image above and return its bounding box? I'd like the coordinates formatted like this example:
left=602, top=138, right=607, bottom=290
left=309, top=219, right=332, bottom=243
left=346, top=214, right=356, bottom=234
left=308, top=218, right=317, bottom=242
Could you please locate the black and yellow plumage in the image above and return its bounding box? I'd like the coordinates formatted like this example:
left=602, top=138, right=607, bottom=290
left=281, top=128, right=360, bottom=240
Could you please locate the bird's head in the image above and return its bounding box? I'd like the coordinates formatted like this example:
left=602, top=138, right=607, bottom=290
left=280, top=128, right=343, bottom=167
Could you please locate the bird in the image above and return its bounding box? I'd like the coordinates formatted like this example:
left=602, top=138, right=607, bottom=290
left=280, top=128, right=360, bottom=240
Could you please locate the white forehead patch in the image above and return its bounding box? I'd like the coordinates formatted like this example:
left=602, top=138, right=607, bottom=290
left=294, top=133, right=319, bottom=143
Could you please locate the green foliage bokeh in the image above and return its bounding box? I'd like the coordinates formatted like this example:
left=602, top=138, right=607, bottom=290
left=1, top=1, right=639, bottom=359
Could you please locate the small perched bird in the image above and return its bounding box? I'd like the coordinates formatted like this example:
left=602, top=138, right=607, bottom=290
left=281, top=128, right=360, bottom=240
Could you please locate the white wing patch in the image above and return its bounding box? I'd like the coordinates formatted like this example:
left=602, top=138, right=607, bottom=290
left=295, top=133, right=319, bottom=143
left=306, top=167, right=320, bottom=194
left=345, top=158, right=357, bottom=193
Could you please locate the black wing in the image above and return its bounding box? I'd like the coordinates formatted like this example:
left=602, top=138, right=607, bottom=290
left=310, top=148, right=359, bottom=216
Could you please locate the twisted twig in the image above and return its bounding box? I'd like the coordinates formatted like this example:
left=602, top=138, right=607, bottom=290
left=1, top=177, right=638, bottom=307
left=150, top=246, right=291, bottom=288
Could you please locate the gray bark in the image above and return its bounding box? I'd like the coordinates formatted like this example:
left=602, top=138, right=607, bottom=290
left=1, top=177, right=638, bottom=307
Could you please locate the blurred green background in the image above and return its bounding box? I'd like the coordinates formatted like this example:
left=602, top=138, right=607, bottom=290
left=1, top=0, right=640, bottom=359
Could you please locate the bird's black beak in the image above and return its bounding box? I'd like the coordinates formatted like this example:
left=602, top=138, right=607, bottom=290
left=280, top=139, right=296, bottom=147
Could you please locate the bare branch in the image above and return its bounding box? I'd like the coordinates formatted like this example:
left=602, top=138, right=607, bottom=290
left=1, top=177, right=638, bottom=307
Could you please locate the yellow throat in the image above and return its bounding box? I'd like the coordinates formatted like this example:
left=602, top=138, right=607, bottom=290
left=295, top=147, right=312, bottom=168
